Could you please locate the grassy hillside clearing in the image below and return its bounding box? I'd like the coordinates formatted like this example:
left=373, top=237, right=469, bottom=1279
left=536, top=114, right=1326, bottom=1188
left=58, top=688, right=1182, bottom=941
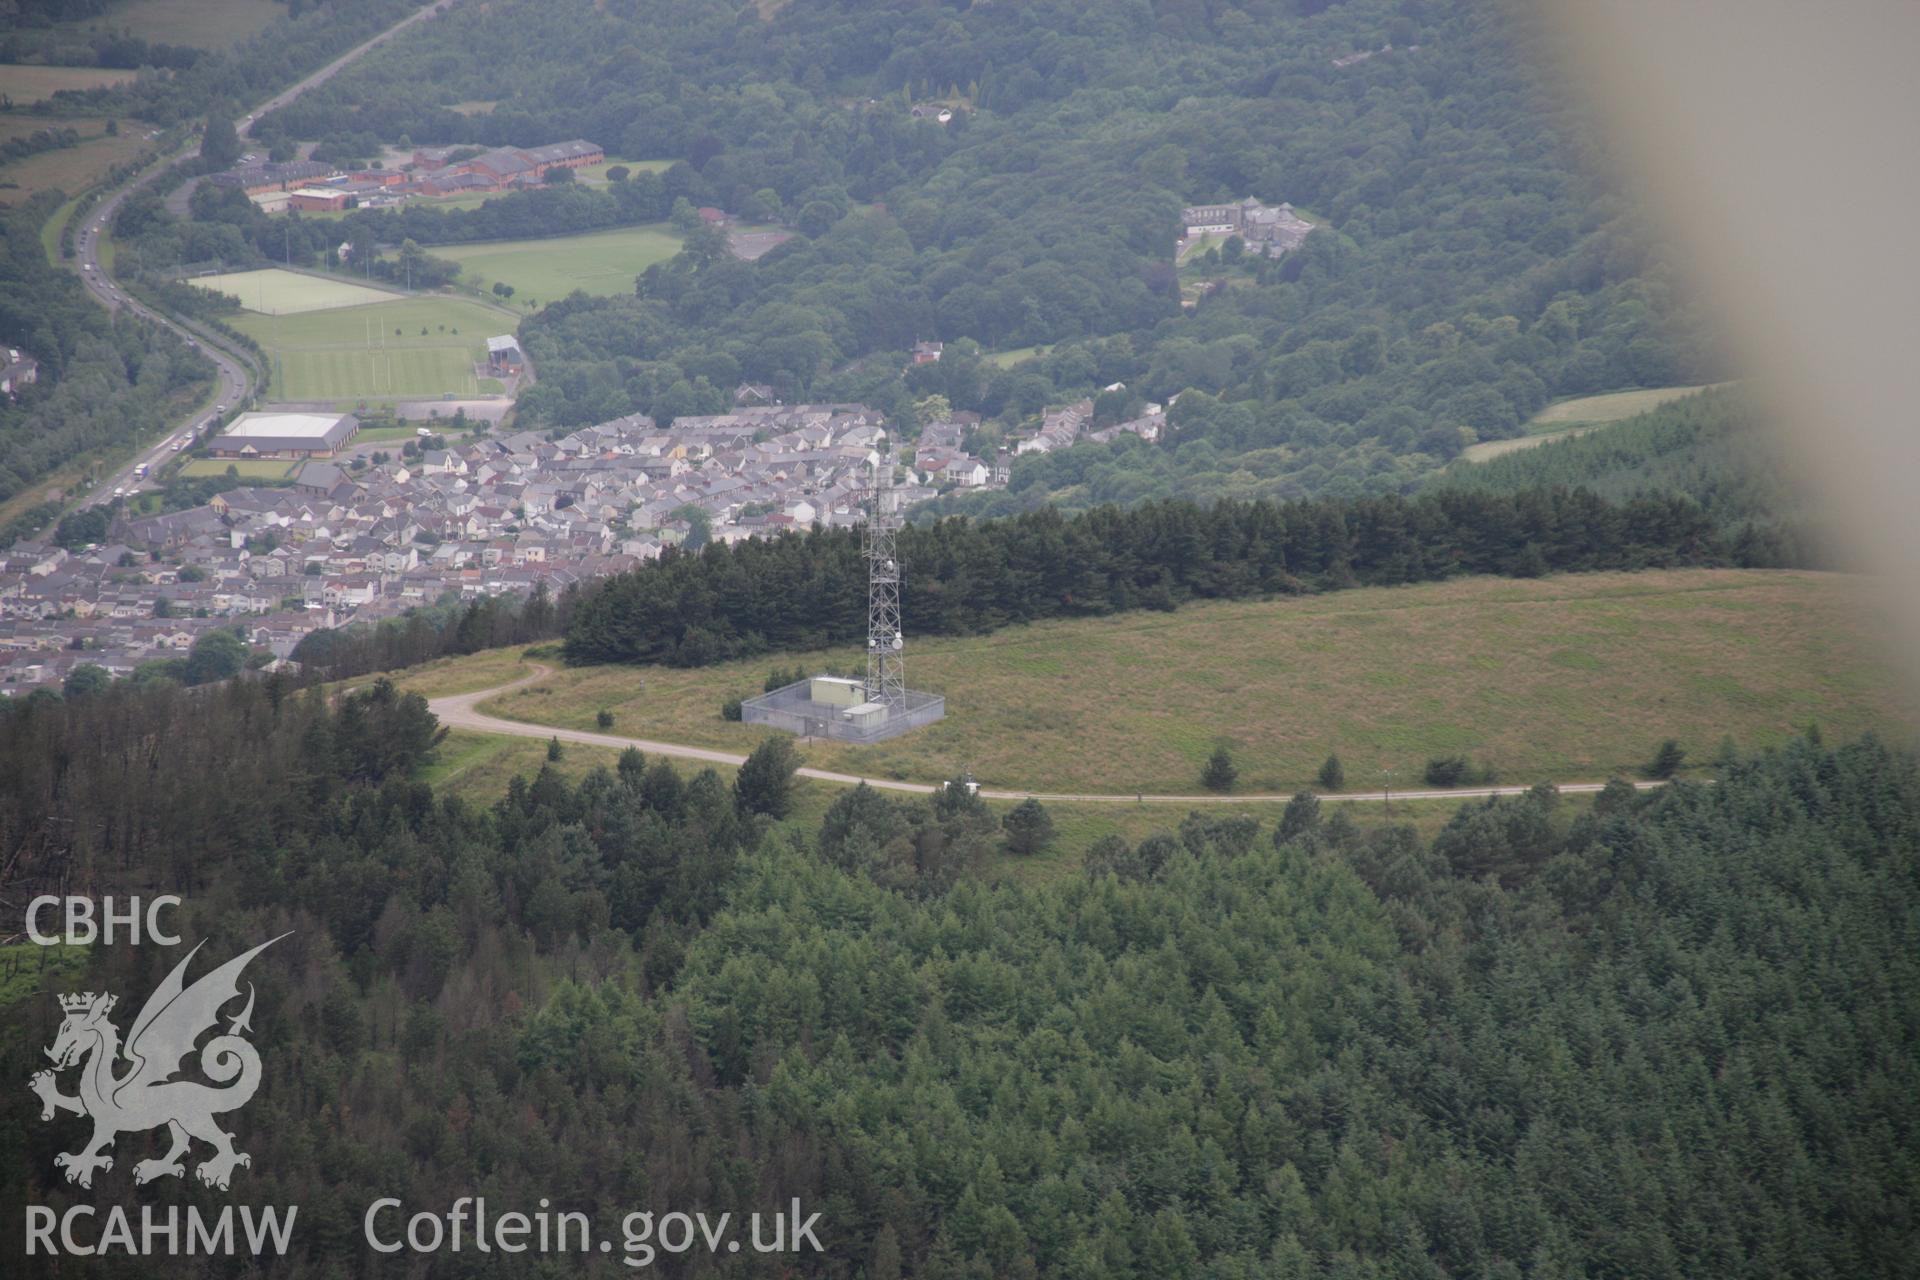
left=390, top=568, right=1903, bottom=797
left=1460, top=383, right=1731, bottom=463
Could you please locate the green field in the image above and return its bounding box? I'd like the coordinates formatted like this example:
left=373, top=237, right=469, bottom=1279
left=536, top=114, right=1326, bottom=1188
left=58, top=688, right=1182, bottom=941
left=0, top=118, right=150, bottom=205
left=983, top=345, right=1049, bottom=368
left=396, top=569, right=1906, bottom=798
left=1461, top=383, right=1731, bottom=463
left=574, top=157, right=674, bottom=182
left=0, top=66, right=135, bottom=105
left=437, top=225, right=683, bottom=300
left=36, top=0, right=282, bottom=50
left=228, top=294, right=513, bottom=401
left=189, top=268, right=402, bottom=316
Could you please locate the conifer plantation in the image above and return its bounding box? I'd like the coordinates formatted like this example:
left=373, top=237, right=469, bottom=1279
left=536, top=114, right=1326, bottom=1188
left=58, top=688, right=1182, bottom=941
left=3, top=679, right=1915, bottom=1276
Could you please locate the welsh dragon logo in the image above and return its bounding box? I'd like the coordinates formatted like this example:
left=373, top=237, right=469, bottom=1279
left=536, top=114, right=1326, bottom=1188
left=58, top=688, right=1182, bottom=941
left=30, top=935, right=286, bottom=1191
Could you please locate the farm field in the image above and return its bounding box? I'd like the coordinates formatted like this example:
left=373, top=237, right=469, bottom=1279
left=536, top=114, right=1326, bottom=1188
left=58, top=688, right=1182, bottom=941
left=188, top=268, right=401, bottom=315
left=436, top=225, right=683, bottom=300
left=0, top=118, right=149, bottom=204
left=226, top=293, right=511, bottom=401
left=35, top=0, right=281, bottom=50
left=0, top=66, right=134, bottom=104
left=395, top=568, right=1906, bottom=797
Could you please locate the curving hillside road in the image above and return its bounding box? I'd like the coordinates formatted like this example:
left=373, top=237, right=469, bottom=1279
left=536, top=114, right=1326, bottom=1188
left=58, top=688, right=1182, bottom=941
left=430, top=665, right=1667, bottom=805
left=67, top=0, right=459, bottom=507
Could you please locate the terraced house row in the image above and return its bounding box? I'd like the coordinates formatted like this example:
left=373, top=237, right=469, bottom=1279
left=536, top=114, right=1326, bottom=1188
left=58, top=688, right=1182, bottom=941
left=0, top=402, right=1005, bottom=692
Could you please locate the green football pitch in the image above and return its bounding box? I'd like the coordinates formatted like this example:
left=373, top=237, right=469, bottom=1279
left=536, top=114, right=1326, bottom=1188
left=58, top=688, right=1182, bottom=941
left=189, top=268, right=403, bottom=315
left=228, top=295, right=514, bottom=401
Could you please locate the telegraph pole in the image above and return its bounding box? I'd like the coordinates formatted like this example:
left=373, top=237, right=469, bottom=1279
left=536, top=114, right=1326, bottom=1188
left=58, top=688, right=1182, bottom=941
left=1382, top=768, right=1396, bottom=821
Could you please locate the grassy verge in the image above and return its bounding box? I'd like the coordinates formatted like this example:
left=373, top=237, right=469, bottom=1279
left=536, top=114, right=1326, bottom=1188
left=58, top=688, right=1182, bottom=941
left=40, top=194, right=78, bottom=263
left=177, top=458, right=297, bottom=479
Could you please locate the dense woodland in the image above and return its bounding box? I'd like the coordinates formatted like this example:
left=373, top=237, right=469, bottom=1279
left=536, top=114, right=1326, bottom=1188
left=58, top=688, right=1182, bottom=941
left=292, top=581, right=570, bottom=681
left=101, top=0, right=1721, bottom=507
left=561, top=486, right=1774, bottom=667
left=2, top=668, right=1915, bottom=1277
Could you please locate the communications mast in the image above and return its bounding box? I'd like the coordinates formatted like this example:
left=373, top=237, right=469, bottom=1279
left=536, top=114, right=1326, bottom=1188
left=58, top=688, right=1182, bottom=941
left=864, top=456, right=906, bottom=707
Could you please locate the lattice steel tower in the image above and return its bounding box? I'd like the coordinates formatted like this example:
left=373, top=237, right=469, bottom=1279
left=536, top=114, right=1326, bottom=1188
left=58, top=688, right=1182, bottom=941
left=864, top=456, right=906, bottom=707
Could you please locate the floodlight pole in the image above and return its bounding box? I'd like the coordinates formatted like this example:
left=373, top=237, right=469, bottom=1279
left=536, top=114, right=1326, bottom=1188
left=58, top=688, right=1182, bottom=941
left=864, top=454, right=905, bottom=708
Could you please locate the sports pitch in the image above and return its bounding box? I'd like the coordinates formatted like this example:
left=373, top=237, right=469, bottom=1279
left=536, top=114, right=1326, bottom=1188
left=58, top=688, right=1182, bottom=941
left=227, top=295, right=512, bottom=401
left=189, top=268, right=402, bottom=316
left=436, top=225, right=683, bottom=300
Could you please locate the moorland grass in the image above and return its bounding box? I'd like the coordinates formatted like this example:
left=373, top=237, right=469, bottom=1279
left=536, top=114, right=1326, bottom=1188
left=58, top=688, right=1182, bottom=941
left=391, top=569, right=1902, bottom=797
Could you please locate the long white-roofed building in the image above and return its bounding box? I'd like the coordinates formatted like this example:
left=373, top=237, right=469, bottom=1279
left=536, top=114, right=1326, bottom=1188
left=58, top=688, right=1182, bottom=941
left=210, top=411, right=360, bottom=459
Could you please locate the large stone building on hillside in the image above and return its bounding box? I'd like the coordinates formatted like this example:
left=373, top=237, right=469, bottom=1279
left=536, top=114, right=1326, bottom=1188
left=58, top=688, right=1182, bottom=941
left=1180, top=197, right=1316, bottom=255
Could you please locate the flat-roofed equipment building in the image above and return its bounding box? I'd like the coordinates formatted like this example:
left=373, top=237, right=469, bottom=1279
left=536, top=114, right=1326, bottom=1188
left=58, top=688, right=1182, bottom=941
left=210, top=411, right=360, bottom=459
left=741, top=460, right=945, bottom=744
